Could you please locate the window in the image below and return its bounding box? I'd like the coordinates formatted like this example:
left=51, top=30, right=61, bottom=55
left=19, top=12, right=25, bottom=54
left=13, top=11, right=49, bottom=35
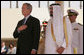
left=1, top=1, right=10, bottom=8
left=40, top=1, right=47, bottom=8
left=11, top=1, right=16, bottom=8
left=18, top=1, right=38, bottom=8
left=81, top=1, right=83, bottom=9
left=49, top=1, right=55, bottom=5
left=64, top=1, right=83, bottom=9
left=70, top=1, right=80, bottom=9
left=64, top=1, right=69, bottom=9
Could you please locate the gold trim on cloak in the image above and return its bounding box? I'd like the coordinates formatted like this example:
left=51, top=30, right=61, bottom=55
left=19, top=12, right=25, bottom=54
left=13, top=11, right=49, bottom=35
left=51, top=16, right=68, bottom=48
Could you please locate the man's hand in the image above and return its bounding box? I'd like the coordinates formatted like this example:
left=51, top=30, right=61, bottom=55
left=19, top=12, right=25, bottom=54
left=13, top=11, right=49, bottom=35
left=18, top=25, right=27, bottom=31
left=56, top=47, right=65, bottom=54
left=31, top=49, right=37, bottom=54
left=1, top=49, right=6, bottom=53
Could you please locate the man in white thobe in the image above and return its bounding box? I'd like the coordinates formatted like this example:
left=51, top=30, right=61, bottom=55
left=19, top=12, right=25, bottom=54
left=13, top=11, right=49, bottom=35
left=45, top=4, right=73, bottom=54
left=67, top=9, right=83, bottom=54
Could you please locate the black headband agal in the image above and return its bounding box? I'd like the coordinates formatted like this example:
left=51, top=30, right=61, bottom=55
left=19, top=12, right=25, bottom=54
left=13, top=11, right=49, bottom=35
left=50, top=3, right=61, bottom=6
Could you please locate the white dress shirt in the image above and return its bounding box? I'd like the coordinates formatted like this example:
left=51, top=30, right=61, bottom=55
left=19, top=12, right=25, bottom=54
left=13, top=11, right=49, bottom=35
left=23, top=15, right=30, bottom=24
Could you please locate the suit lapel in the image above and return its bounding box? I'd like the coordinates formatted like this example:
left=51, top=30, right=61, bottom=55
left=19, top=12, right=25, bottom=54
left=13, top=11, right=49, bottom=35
left=25, top=15, right=32, bottom=24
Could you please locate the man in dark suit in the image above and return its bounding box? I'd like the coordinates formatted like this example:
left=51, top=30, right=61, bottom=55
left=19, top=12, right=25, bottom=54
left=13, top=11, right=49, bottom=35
left=13, top=3, right=40, bottom=54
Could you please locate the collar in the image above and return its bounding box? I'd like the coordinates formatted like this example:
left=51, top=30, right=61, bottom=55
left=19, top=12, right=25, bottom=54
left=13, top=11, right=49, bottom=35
left=71, top=22, right=76, bottom=25
left=24, top=15, right=30, bottom=20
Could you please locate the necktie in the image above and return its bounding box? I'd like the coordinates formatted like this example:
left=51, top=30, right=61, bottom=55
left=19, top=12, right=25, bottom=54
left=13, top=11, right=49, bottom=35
left=23, top=18, right=26, bottom=24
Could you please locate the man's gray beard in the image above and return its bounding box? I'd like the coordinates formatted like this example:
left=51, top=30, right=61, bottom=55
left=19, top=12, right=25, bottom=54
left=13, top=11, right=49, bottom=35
left=50, top=14, right=53, bottom=17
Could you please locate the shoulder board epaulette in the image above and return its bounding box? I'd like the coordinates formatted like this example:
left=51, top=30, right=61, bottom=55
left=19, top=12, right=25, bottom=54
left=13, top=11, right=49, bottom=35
left=78, top=23, right=83, bottom=26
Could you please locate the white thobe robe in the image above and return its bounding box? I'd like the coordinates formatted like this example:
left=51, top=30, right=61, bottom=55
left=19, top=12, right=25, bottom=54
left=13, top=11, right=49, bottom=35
left=45, top=5, right=73, bottom=54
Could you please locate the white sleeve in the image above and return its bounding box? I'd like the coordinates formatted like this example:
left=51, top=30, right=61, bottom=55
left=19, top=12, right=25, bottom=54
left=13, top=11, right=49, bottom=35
left=79, top=26, right=83, bottom=54
left=61, top=38, right=66, bottom=48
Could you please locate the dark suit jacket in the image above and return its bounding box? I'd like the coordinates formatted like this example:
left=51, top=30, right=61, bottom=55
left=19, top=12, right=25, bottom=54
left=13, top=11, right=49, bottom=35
left=13, top=15, right=40, bottom=54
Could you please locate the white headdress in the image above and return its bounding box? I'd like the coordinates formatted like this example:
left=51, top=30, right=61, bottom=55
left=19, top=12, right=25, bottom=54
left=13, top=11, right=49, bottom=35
left=52, top=5, right=73, bottom=47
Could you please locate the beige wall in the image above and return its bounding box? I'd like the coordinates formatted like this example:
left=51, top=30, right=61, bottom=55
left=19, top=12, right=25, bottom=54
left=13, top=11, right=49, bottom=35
left=1, top=8, right=83, bottom=38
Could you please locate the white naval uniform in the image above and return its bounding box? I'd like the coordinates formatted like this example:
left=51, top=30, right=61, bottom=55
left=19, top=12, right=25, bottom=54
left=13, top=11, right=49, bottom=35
left=71, top=22, right=83, bottom=54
